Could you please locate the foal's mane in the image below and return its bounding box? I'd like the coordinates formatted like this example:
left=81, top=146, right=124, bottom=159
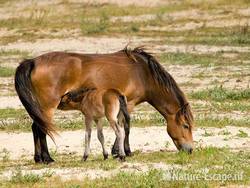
left=123, top=46, right=193, bottom=127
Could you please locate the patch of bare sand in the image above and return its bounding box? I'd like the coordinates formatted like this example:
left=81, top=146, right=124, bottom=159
left=0, top=0, right=168, bottom=21
left=0, top=96, right=22, bottom=109
left=154, top=44, right=250, bottom=54
left=1, top=37, right=249, bottom=57
left=0, top=37, right=159, bottom=55
left=0, top=126, right=249, bottom=160
left=164, top=63, right=250, bottom=92
left=111, top=8, right=236, bottom=23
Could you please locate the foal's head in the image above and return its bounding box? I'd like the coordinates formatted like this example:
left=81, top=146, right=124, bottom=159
left=166, top=103, right=194, bottom=154
left=59, top=88, right=94, bottom=110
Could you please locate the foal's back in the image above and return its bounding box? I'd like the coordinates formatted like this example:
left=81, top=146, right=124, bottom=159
left=58, top=88, right=122, bottom=121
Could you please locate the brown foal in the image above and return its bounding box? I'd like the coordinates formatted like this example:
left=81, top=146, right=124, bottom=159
left=58, top=88, right=130, bottom=161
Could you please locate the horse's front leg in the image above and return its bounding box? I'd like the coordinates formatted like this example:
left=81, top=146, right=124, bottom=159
left=112, top=122, right=131, bottom=157
left=83, top=117, right=92, bottom=161
left=110, top=120, right=126, bottom=161
left=112, top=102, right=133, bottom=157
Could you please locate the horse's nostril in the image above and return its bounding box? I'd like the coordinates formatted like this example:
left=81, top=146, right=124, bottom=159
left=189, top=147, right=193, bottom=154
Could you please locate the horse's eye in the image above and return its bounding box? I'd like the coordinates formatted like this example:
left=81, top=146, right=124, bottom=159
left=183, top=124, right=189, bottom=129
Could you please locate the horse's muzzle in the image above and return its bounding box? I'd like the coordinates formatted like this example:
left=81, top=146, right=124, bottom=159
left=180, top=143, right=193, bottom=154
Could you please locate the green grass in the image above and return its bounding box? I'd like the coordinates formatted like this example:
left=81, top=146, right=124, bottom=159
left=195, top=117, right=250, bottom=128
left=81, top=11, right=110, bottom=34
left=190, top=87, right=250, bottom=101
left=0, top=0, right=250, bottom=45
left=192, top=100, right=250, bottom=114
left=0, top=66, right=15, bottom=77
left=236, top=130, right=248, bottom=138
left=173, top=25, right=250, bottom=46
left=0, top=49, right=29, bottom=57
left=0, top=147, right=249, bottom=187
left=209, top=101, right=250, bottom=112
left=159, top=52, right=250, bottom=66
left=0, top=108, right=27, bottom=119
left=1, top=106, right=249, bottom=132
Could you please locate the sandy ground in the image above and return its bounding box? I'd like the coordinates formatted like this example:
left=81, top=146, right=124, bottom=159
left=0, top=162, right=182, bottom=181
left=0, top=126, right=249, bottom=160
left=0, top=126, right=249, bottom=180
left=1, top=37, right=250, bottom=55
left=0, top=0, right=249, bottom=182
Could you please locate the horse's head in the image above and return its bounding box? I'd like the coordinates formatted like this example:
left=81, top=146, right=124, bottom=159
left=166, top=103, right=194, bottom=154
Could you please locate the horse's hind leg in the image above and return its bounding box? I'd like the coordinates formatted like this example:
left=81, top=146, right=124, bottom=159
left=83, top=117, right=92, bottom=161
left=95, top=119, right=108, bottom=160
left=32, top=122, right=42, bottom=163
left=36, top=108, right=56, bottom=164
left=37, top=127, right=54, bottom=164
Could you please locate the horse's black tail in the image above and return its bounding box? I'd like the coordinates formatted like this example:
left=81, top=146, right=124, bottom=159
left=118, top=95, right=130, bottom=128
left=15, top=59, right=56, bottom=141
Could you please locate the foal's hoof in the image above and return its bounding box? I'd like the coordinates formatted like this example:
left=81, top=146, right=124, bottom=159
left=111, top=145, right=119, bottom=156
left=82, top=155, right=88, bottom=161
left=103, top=153, right=108, bottom=160
left=112, top=154, right=119, bottom=159
left=119, top=155, right=126, bottom=162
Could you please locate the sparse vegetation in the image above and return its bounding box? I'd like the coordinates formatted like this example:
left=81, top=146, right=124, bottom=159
left=196, top=117, right=250, bottom=128
left=0, top=66, right=15, bottom=77
left=236, top=130, right=248, bottom=138
left=202, top=130, right=214, bottom=137
left=0, top=0, right=250, bottom=187
left=190, top=87, right=250, bottom=101
left=0, top=148, right=249, bottom=187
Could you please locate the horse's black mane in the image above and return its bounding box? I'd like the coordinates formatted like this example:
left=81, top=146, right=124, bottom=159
left=123, top=47, right=193, bottom=126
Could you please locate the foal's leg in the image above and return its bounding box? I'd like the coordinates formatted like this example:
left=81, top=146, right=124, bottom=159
left=83, top=117, right=92, bottom=161
left=32, top=122, right=42, bottom=163
left=95, top=119, right=108, bottom=160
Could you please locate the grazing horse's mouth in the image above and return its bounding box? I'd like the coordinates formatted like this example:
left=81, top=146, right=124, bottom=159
left=173, top=140, right=193, bottom=154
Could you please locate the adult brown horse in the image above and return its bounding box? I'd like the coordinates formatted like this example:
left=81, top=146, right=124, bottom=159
left=15, top=47, right=194, bottom=164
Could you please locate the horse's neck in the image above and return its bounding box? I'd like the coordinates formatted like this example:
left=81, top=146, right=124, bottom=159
left=147, top=90, right=178, bottom=119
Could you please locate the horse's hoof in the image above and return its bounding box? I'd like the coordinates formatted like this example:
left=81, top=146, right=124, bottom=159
left=125, top=150, right=132, bottom=157
left=42, top=157, right=55, bottom=164
left=82, top=155, right=88, bottom=161
left=119, top=155, right=126, bottom=162
left=103, top=153, right=108, bottom=160
left=34, top=155, right=43, bottom=163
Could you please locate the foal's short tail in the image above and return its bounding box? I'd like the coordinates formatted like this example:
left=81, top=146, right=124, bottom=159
left=15, top=59, right=56, bottom=141
left=118, top=95, right=130, bottom=128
